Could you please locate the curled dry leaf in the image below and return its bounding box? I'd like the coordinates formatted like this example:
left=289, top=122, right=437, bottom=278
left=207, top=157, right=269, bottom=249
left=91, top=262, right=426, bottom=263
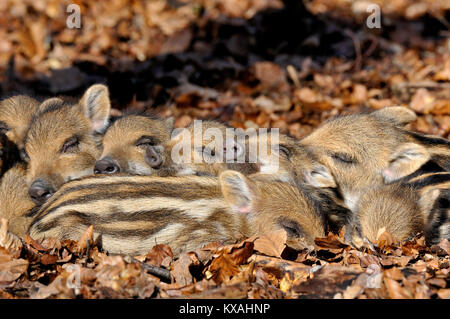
left=144, top=244, right=174, bottom=268
left=76, top=225, right=94, bottom=254
left=217, top=240, right=254, bottom=266
left=252, top=229, right=287, bottom=258
left=433, top=239, right=449, bottom=255
left=315, top=233, right=349, bottom=250
left=377, top=230, right=399, bottom=248
left=0, top=219, right=23, bottom=255
left=384, top=277, right=412, bottom=299
left=170, top=252, right=199, bottom=286
left=24, top=235, right=49, bottom=252
left=0, top=247, right=28, bottom=285
left=207, top=254, right=240, bottom=285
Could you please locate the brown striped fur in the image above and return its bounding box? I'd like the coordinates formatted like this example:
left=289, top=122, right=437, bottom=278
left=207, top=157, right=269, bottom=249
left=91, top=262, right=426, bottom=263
left=28, top=171, right=328, bottom=256
left=300, top=107, right=450, bottom=211
left=0, top=163, right=36, bottom=237
left=97, top=113, right=173, bottom=175
left=348, top=172, right=450, bottom=246
left=164, top=120, right=260, bottom=177
left=0, top=95, right=40, bottom=149
left=22, top=84, right=111, bottom=201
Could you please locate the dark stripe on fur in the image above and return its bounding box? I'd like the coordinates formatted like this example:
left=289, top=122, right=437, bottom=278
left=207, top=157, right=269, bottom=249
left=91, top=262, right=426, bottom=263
left=407, top=131, right=450, bottom=147
left=32, top=177, right=221, bottom=217
left=408, top=173, right=450, bottom=189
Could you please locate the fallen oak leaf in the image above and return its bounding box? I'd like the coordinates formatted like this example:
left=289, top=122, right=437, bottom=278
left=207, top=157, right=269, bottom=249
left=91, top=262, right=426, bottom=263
left=426, top=278, right=446, bottom=289
left=437, top=289, right=450, bottom=299
left=195, top=241, right=223, bottom=264
left=0, top=219, right=23, bottom=256
left=433, top=239, right=449, bottom=256
left=215, top=240, right=254, bottom=266
left=249, top=255, right=312, bottom=280
left=377, top=229, right=399, bottom=248
left=207, top=254, right=240, bottom=285
left=384, top=267, right=405, bottom=281
left=144, top=244, right=173, bottom=268
left=40, top=254, right=59, bottom=266
left=252, top=229, right=287, bottom=258
left=0, top=247, right=28, bottom=285
left=225, top=241, right=254, bottom=265
left=315, top=233, right=349, bottom=250
left=384, top=277, right=412, bottom=299
left=40, top=238, right=61, bottom=252
left=170, top=252, right=199, bottom=286
left=24, top=234, right=49, bottom=252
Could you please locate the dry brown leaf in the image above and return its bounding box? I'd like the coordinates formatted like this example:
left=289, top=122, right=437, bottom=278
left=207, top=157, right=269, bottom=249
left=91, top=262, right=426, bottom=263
left=437, top=289, right=450, bottom=299
left=431, top=100, right=450, bottom=115
left=252, top=229, right=287, bottom=258
left=295, top=87, right=320, bottom=104
left=377, top=230, right=399, bottom=248
left=384, top=277, right=412, bottom=299
left=384, top=267, right=404, bottom=281
left=145, top=244, right=173, bottom=268
left=426, top=278, right=446, bottom=289
left=434, top=239, right=450, bottom=255
left=76, top=225, right=94, bottom=254
left=40, top=254, right=59, bottom=266
left=315, top=233, right=348, bottom=250
left=0, top=219, right=23, bottom=255
left=410, top=88, right=435, bottom=114
left=219, top=240, right=254, bottom=266
left=252, top=61, right=287, bottom=90
left=24, top=234, right=48, bottom=252
left=0, top=247, right=28, bottom=285
left=170, top=252, right=197, bottom=285
left=207, top=254, right=240, bottom=284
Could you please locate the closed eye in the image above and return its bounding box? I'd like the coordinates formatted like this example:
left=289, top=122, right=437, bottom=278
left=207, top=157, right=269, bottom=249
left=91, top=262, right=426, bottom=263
left=278, top=217, right=303, bottom=238
left=195, top=171, right=214, bottom=176
left=277, top=145, right=291, bottom=159
left=61, top=136, right=80, bottom=153
left=136, top=136, right=159, bottom=147
left=331, top=152, right=356, bottom=164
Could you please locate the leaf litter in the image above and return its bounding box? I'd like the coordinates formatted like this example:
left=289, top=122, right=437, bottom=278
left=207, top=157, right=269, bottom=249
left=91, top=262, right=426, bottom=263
left=0, top=0, right=449, bottom=299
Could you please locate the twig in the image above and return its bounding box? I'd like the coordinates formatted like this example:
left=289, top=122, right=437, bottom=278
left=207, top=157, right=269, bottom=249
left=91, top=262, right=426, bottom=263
left=362, top=34, right=378, bottom=58
left=131, top=257, right=172, bottom=282
left=286, top=65, right=301, bottom=88
left=345, top=29, right=362, bottom=72
left=394, top=81, right=450, bottom=90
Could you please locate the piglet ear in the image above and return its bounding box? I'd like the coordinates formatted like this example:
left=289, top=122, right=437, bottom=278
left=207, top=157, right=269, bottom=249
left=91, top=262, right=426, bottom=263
left=79, top=84, right=111, bottom=133
left=372, top=106, right=417, bottom=127
left=164, top=117, right=175, bottom=132
left=37, top=97, right=64, bottom=113
left=382, top=143, right=430, bottom=183
left=303, top=164, right=336, bottom=188
left=220, top=170, right=256, bottom=214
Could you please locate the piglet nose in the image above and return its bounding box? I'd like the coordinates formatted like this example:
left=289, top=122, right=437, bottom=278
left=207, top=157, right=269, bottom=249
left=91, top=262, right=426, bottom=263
left=94, top=157, right=120, bottom=174
left=146, top=147, right=163, bottom=168
left=29, top=179, right=55, bottom=205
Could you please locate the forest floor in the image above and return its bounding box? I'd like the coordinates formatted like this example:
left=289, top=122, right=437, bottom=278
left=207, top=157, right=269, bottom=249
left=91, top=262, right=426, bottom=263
left=0, top=0, right=449, bottom=299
